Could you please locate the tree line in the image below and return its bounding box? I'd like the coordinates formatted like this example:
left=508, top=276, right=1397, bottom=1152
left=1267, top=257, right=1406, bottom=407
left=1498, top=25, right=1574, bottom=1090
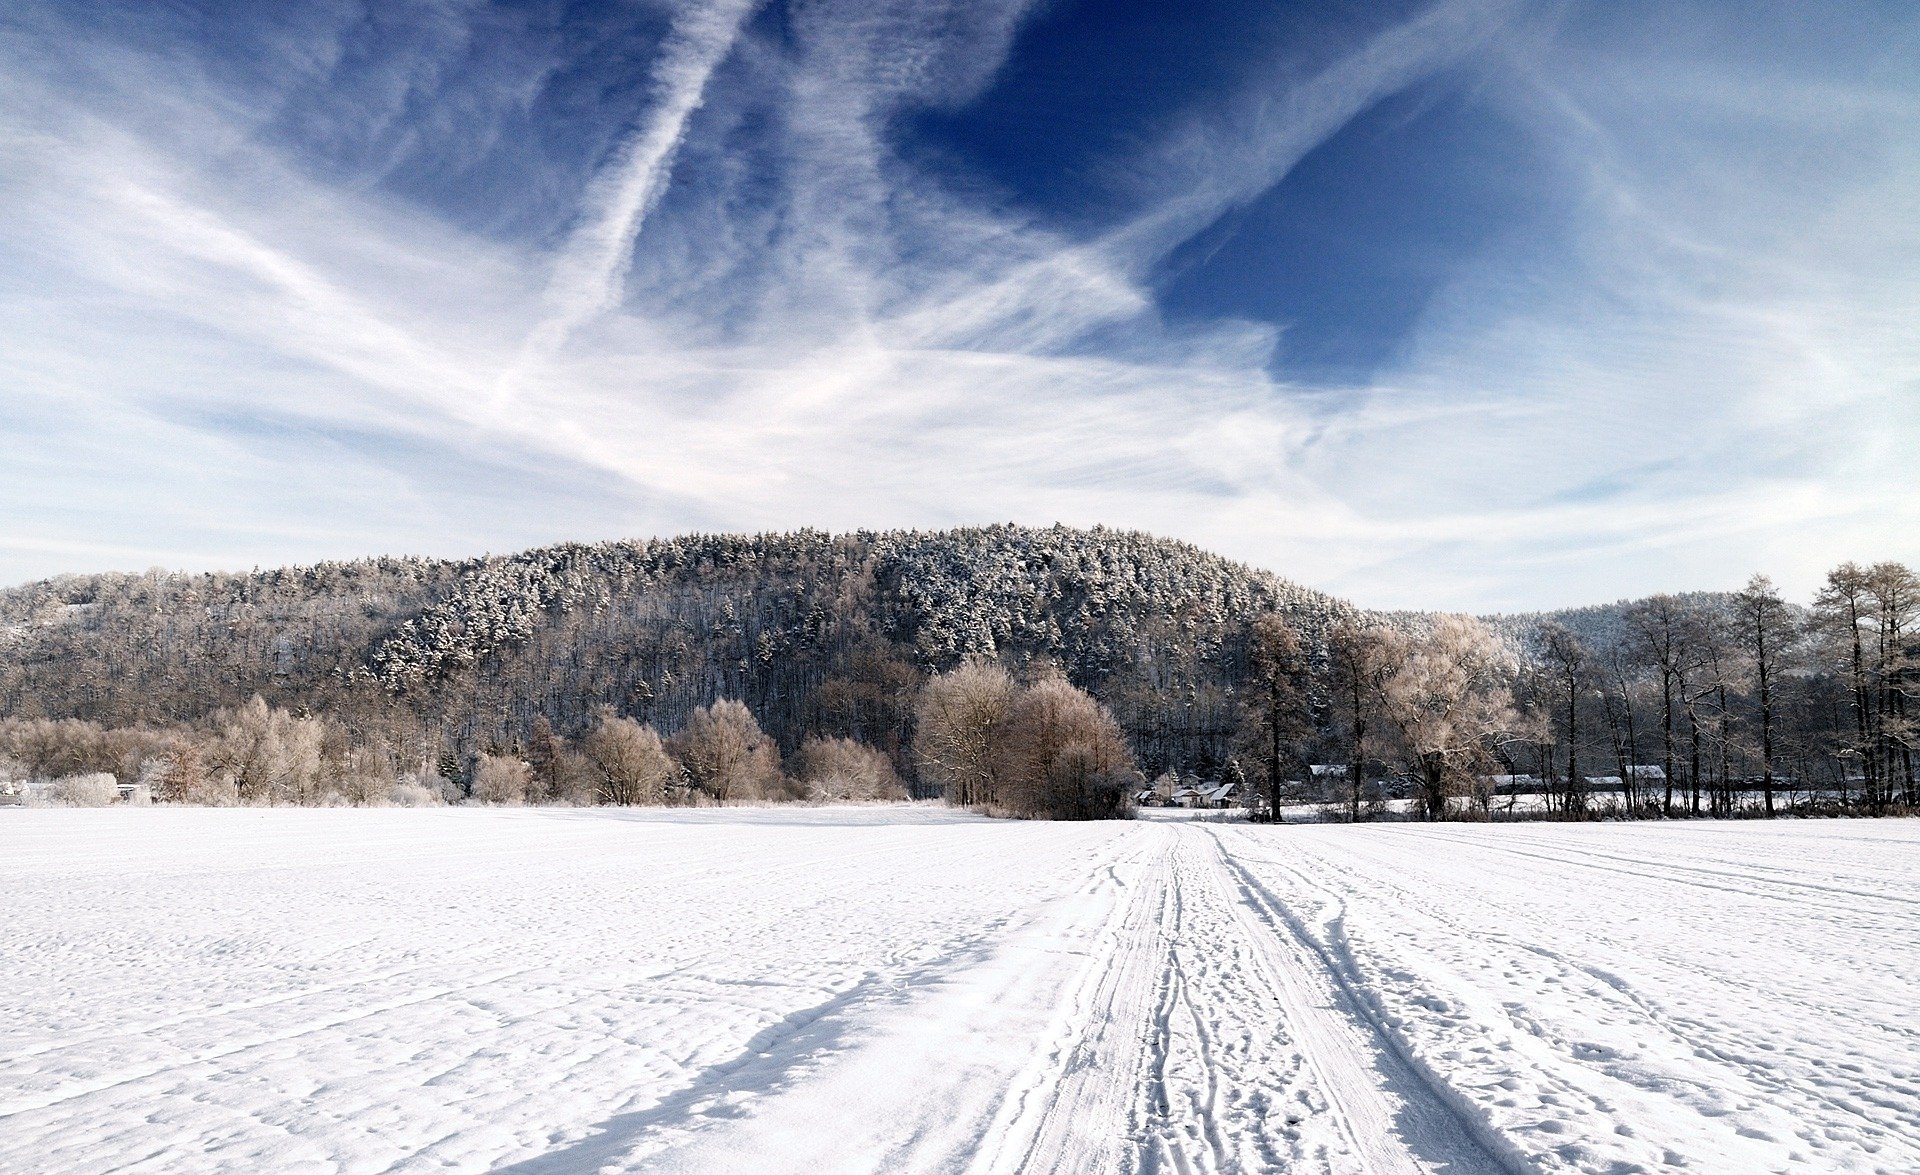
left=1267, top=562, right=1916, bottom=820
left=0, top=528, right=1910, bottom=821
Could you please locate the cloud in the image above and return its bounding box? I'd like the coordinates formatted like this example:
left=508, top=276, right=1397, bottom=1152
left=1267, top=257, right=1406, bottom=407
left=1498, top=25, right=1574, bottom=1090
left=507, top=0, right=763, bottom=391
left=0, top=0, right=1914, bottom=612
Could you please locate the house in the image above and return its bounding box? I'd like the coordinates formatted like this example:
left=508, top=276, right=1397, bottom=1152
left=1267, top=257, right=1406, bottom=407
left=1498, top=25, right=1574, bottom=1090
left=1200, top=780, right=1241, bottom=809
left=1485, top=773, right=1541, bottom=794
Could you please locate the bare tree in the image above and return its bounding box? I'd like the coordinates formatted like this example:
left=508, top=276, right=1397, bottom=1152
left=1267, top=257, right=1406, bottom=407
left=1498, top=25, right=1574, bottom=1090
left=1242, top=613, right=1310, bottom=822
left=1867, top=563, right=1918, bottom=806
left=1325, top=621, right=1401, bottom=822
left=914, top=659, right=1016, bottom=807
left=1597, top=645, right=1644, bottom=812
left=1815, top=564, right=1878, bottom=807
left=1733, top=575, right=1796, bottom=816
left=1535, top=622, right=1590, bottom=816
left=1627, top=595, right=1700, bottom=816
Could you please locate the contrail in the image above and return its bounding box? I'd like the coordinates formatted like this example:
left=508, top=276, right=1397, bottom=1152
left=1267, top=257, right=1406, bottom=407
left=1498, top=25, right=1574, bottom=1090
left=500, top=0, right=761, bottom=403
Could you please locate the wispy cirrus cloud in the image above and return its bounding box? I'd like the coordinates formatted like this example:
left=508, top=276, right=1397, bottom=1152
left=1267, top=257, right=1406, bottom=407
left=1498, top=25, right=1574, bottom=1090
left=0, top=0, right=1914, bottom=610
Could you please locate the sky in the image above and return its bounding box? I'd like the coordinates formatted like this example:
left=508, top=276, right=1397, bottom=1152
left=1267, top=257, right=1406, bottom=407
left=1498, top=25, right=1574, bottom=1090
left=0, top=0, right=1915, bottom=611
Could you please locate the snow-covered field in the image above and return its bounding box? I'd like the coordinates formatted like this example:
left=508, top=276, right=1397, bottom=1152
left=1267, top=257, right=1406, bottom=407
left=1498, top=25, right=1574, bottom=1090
left=3, top=809, right=1915, bottom=1174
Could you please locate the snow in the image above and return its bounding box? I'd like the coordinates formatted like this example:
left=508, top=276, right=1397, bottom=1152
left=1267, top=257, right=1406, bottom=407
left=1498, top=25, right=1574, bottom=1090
left=2, top=808, right=1916, bottom=1174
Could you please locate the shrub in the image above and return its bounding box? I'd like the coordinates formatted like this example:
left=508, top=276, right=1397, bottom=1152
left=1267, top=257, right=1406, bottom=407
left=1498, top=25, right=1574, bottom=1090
left=792, top=736, right=908, bottom=802
left=471, top=754, right=533, bottom=805
left=50, top=773, right=120, bottom=807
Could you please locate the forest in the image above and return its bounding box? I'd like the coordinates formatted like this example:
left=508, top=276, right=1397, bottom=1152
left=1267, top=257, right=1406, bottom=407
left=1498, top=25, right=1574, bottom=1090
left=0, top=526, right=1910, bottom=819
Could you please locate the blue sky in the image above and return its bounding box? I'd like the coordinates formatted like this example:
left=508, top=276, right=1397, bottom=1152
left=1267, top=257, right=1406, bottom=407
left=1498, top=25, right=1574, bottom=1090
left=1, top=0, right=1915, bottom=610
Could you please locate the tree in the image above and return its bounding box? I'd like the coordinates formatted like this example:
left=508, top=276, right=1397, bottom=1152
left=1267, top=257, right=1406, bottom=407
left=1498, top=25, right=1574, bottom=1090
left=992, top=672, right=1136, bottom=820
left=1378, top=616, right=1516, bottom=821
left=1596, top=645, right=1645, bottom=812
left=914, top=659, right=1016, bottom=807
left=791, top=736, right=908, bottom=802
left=584, top=709, right=678, bottom=805
left=1866, top=562, right=1918, bottom=807
left=150, top=740, right=206, bottom=805
left=1733, top=575, right=1796, bottom=816
left=526, top=714, right=568, bottom=804
left=668, top=700, right=783, bottom=803
left=207, top=695, right=328, bottom=804
left=1325, top=621, right=1400, bottom=822
left=1242, top=613, right=1310, bottom=822
left=1627, top=595, right=1698, bottom=816
left=1814, top=563, right=1877, bottom=806
left=1535, top=622, right=1590, bottom=816
left=471, top=754, right=533, bottom=805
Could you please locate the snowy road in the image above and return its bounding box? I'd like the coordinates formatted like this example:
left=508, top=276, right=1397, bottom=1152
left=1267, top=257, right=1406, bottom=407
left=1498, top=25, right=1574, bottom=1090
left=2, top=810, right=1915, bottom=1173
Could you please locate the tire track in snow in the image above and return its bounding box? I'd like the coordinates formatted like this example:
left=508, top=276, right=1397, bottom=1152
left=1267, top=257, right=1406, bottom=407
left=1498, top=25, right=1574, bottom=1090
left=1201, top=826, right=1520, bottom=1175
left=1250, top=829, right=1920, bottom=1170
left=966, top=827, right=1176, bottom=1175
left=1400, top=826, right=1905, bottom=918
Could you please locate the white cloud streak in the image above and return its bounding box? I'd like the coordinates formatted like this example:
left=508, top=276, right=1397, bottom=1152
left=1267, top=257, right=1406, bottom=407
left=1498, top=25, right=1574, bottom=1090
left=504, top=0, right=763, bottom=400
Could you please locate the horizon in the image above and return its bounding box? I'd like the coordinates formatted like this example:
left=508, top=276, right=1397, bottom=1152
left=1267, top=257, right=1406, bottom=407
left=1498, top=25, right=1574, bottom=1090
left=2, top=1, right=1915, bottom=611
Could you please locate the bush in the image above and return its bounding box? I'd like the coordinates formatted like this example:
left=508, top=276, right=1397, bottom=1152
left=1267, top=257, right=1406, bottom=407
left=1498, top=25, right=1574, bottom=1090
left=387, top=778, right=442, bottom=807
left=792, top=736, right=908, bottom=802
left=50, top=773, right=120, bottom=807
left=471, top=754, right=532, bottom=805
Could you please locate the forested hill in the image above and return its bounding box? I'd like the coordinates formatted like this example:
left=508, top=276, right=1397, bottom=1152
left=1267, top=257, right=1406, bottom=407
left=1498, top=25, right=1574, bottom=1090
left=0, top=525, right=1357, bottom=775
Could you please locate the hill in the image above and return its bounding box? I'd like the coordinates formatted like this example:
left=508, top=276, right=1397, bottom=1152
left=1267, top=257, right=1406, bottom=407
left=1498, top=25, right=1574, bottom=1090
left=0, top=525, right=1357, bottom=778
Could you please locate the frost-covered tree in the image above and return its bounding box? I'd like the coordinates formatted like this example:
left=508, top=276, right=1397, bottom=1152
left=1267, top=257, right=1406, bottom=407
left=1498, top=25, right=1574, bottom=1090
left=992, top=672, right=1137, bottom=820
left=667, top=700, right=781, bottom=803
left=208, top=696, right=328, bottom=804
left=1378, top=617, right=1516, bottom=821
left=915, top=659, right=1016, bottom=807
left=1324, top=621, right=1399, bottom=822
left=471, top=754, right=533, bottom=805
left=584, top=709, right=678, bottom=805
left=791, top=736, right=907, bottom=802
